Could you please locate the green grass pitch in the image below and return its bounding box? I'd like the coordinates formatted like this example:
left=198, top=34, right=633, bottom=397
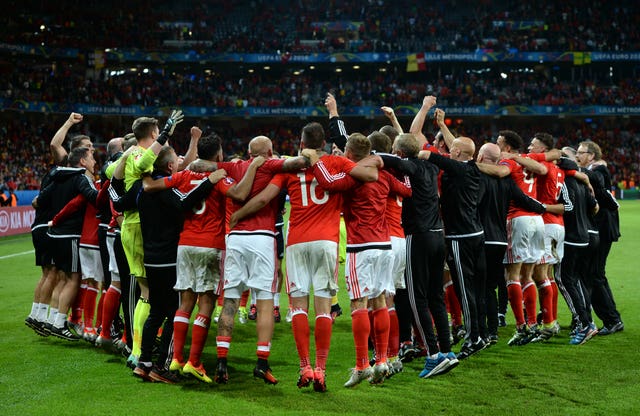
left=1, top=202, right=638, bottom=415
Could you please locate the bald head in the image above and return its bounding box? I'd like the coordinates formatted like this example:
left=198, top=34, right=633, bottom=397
left=477, top=142, right=501, bottom=164
left=452, top=137, right=475, bottom=160
left=248, top=136, right=273, bottom=158
left=107, top=137, right=124, bottom=157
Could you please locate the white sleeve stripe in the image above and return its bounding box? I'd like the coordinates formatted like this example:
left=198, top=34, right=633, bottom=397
left=316, top=161, right=346, bottom=183
left=338, top=119, right=348, bottom=137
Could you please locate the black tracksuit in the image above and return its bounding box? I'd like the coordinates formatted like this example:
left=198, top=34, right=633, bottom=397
left=558, top=175, right=598, bottom=328
left=381, top=154, right=450, bottom=355
left=479, top=174, right=546, bottom=337
left=37, top=167, right=98, bottom=273
left=136, top=171, right=214, bottom=366
left=427, top=153, right=486, bottom=344
left=585, top=165, right=623, bottom=327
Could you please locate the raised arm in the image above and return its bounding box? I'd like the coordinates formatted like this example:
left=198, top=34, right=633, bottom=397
left=326, top=92, right=348, bottom=151
left=434, top=108, right=455, bottom=150
left=381, top=106, right=404, bottom=134
left=409, top=96, right=436, bottom=148
left=51, top=113, right=83, bottom=164
left=229, top=183, right=281, bottom=229
left=178, top=126, right=202, bottom=171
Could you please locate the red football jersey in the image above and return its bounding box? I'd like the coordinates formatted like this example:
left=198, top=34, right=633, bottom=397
left=164, top=169, right=234, bottom=249
left=387, top=194, right=405, bottom=238
left=271, top=161, right=343, bottom=246
left=499, top=157, right=539, bottom=219
left=528, top=153, right=565, bottom=225
left=313, top=161, right=410, bottom=248
left=220, top=158, right=285, bottom=233
left=80, top=180, right=101, bottom=248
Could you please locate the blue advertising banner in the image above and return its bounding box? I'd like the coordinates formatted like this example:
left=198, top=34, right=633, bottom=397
left=2, top=42, right=640, bottom=63
left=2, top=99, right=639, bottom=117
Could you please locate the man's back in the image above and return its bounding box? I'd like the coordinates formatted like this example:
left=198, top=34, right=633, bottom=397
left=273, top=160, right=343, bottom=246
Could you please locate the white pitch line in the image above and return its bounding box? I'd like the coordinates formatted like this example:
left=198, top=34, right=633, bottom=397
left=0, top=250, right=34, bottom=260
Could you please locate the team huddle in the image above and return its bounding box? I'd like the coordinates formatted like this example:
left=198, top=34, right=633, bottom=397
left=24, top=94, right=624, bottom=390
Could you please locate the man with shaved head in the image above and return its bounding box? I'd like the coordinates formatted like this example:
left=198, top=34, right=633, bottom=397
left=476, top=143, right=548, bottom=345
left=194, top=134, right=310, bottom=385
left=420, top=136, right=488, bottom=361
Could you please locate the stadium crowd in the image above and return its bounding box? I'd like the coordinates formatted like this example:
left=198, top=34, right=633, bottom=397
left=2, top=111, right=638, bottom=193
left=4, top=59, right=640, bottom=110
left=21, top=91, right=625, bottom=389
left=2, top=0, right=639, bottom=53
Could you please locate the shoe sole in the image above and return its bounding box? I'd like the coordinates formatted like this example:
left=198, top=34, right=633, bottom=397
left=184, top=367, right=212, bottom=383
left=254, top=370, right=278, bottom=385
left=133, top=368, right=154, bottom=382
left=580, top=329, right=598, bottom=345
left=419, top=359, right=450, bottom=378
left=149, top=371, right=178, bottom=384
left=51, top=331, right=80, bottom=341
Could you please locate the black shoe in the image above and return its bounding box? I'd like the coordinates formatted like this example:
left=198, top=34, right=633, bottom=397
left=598, top=321, right=624, bottom=336
left=42, top=322, right=53, bottom=336
left=26, top=318, right=49, bottom=337
left=215, top=359, right=229, bottom=384
left=133, top=362, right=154, bottom=382
left=330, top=303, right=343, bottom=321
left=398, top=342, right=416, bottom=363
left=50, top=322, right=81, bottom=341
left=248, top=304, right=257, bottom=321
left=253, top=366, right=278, bottom=385
left=451, top=325, right=466, bottom=346
left=498, top=314, right=507, bottom=327
left=149, top=365, right=180, bottom=384
left=273, top=306, right=281, bottom=323
left=457, top=338, right=486, bottom=360
left=25, top=316, right=37, bottom=330
left=483, top=334, right=498, bottom=347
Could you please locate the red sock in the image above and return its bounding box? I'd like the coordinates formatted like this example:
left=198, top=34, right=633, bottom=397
left=71, top=285, right=86, bottom=324
left=314, top=314, right=332, bottom=370
left=372, top=307, right=390, bottom=364
left=507, top=281, right=525, bottom=327
left=188, top=314, right=210, bottom=366
left=99, top=286, right=121, bottom=338
left=173, top=310, right=191, bottom=363
left=549, top=278, right=559, bottom=321
left=82, top=286, right=99, bottom=329
left=368, top=308, right=375, bottom=351
left=95, top=290, right=105, bottom=330
left=291, top=309, right=310, bottom=368
left=257, top=342, right=271, bottom=360
left=216, top=336, right=232, bottom=359
left=522, top=282, right=537, bottom=326
left=537, top=279, right=553, bottom=325
left=217, top=292, right=224, bottom=307
left=445, top=283, right=462, bottom=327
left=240, top=290, right=249, bottom=308
left=387, top=308, right=399, bottom=358
left=351, top=309, right=370, bottom=370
